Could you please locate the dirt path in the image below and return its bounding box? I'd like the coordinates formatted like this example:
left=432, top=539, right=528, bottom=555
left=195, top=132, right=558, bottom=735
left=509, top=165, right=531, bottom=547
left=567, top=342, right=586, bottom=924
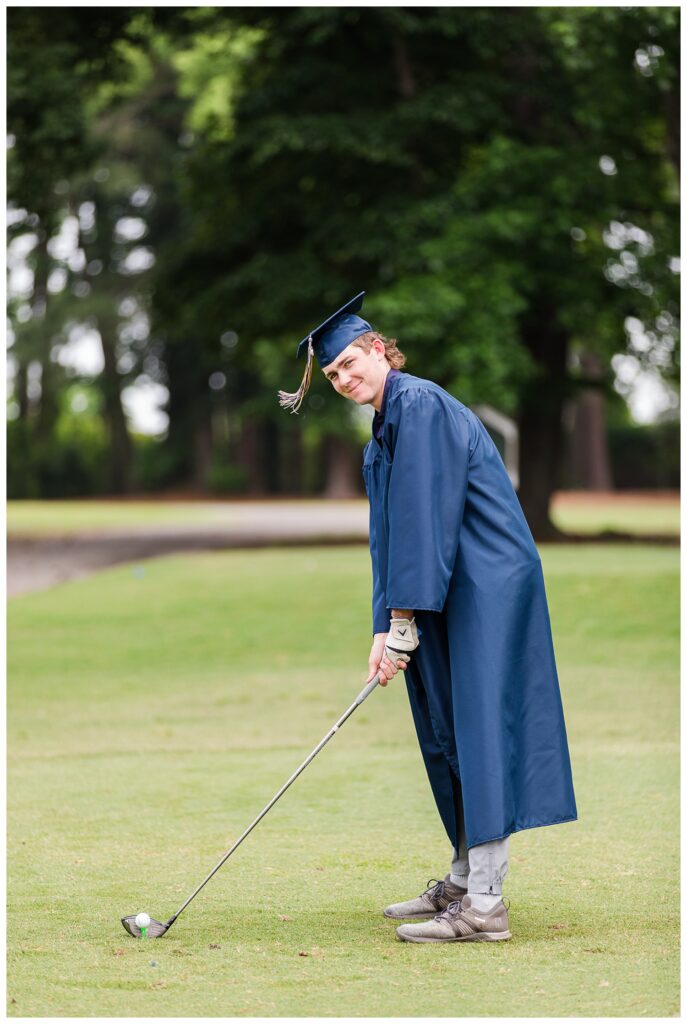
left=7, top=492, right=678, bottom=597
left=7, top=504, right=370, bottom=597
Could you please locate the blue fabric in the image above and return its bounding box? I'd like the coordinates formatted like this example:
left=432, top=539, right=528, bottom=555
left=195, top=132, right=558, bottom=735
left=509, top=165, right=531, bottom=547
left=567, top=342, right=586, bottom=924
left=372, top=368, right=401, bottom=443
left=362, top=372, right=577, bottom=850
left=296, top=292, right=371, bottom=367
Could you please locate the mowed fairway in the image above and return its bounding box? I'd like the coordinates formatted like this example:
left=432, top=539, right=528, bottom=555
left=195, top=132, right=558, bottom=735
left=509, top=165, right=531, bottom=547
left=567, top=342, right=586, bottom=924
left=7, top=545, right=679, bottom=1017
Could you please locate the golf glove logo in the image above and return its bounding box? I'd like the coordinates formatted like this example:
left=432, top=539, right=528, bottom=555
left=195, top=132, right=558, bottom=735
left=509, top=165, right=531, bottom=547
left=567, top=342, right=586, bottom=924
left=384, top=617, right=419, bottom=668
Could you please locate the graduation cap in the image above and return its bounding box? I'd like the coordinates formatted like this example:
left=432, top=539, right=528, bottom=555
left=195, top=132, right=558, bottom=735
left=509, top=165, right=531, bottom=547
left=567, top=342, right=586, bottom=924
left=278, top=292, right=371, bottom=413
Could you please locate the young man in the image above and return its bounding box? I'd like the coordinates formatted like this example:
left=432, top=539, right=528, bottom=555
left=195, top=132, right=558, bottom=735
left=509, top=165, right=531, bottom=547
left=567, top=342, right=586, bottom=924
left=279, top=293, right=577, bottom=943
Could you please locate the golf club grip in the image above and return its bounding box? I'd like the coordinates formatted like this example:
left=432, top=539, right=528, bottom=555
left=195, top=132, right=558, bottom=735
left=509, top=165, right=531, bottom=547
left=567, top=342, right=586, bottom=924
left=169, top=674, right=381, bottom=923
left=355, top=674, right=381, bottom=705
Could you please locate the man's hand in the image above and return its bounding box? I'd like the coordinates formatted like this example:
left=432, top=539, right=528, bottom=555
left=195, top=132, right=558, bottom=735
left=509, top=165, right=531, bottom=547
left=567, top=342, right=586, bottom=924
left=364, top=630, right=403, bottom=688
left=367, top=617, right=419, bottom=688
left=367, top=633, right=405, bottom=688
left=384, top=617, right=419, bottom=670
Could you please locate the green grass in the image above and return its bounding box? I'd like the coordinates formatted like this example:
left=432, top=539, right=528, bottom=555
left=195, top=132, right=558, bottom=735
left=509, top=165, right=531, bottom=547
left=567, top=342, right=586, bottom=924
left=550, top=494, right=680, bottom=536
left=7, top=492, right=679, bottom=537
left=7, top=546, right=679, bottom=1016
left=6, top=499, right=223, bottom=534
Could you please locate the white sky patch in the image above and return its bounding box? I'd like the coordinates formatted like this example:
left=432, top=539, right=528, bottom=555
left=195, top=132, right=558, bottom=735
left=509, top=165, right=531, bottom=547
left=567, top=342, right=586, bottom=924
left=8, top=231, right=38, bottom=261
left=8, top=311, right=167, bottom=435
left=48, top=267, right=68, bottom=294
left=599, top=155, right=617, bottom=176
left=27, top=359, right=42, bottom=400
left=120, top=247, right=155, bottom=274
left=611, top=353, right=678, bottom=424
left=130, top=186, right=153, bottom=208
left=7, top=206, right=26, bottom=228
left=119, top=309, right=150, bottom=344
left=121, top=377, right=169, bottom=436
left=78, top=201, right=96, bottom=232
left=115, top=216, right=147, bottom=242
left=7, top=231, right=38, bottom=299
left=603, top=220, right=654, bottom=255
left=47, top=215, right=79, bottom=261
left=56, top=326, right=105, bottom=376
left=68, top=249, right=87, bottom=273
left=8, top=264, right=34, bottom=299
left=7, top=353, right=18, bottom=393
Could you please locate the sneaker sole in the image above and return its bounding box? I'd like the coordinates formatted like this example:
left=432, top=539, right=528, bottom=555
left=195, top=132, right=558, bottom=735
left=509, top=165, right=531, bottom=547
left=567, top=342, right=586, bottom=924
left=397, top=930, right=512, bottom=943
left=383, top=910, right=437, bottom=921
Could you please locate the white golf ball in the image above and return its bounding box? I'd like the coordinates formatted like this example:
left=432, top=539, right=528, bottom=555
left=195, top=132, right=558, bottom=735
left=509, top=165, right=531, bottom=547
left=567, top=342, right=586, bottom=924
left=135, top=912, right=151, bottom=929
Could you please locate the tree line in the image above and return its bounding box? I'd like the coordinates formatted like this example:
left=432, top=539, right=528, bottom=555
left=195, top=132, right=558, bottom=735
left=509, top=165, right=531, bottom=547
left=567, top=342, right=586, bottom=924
left=7, top=7, right=680, bottom=535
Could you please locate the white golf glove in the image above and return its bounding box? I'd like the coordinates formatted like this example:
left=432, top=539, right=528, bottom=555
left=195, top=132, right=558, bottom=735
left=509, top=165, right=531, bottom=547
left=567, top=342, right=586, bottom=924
left=384, top=617, right=419, bottom=668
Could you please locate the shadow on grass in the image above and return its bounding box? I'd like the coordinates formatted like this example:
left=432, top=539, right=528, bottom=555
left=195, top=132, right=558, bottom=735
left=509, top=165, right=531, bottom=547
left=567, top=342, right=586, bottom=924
left=535, top=527, right=678, bottom=546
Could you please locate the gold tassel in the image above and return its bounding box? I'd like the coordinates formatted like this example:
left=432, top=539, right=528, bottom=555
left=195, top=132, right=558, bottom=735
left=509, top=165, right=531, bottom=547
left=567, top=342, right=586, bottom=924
left=278, top=337, right=314, bottom=414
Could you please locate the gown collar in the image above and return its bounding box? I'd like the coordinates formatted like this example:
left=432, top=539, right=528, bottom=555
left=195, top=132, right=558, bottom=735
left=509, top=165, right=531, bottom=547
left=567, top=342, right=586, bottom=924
left=372, top=368, right=402, bottom=443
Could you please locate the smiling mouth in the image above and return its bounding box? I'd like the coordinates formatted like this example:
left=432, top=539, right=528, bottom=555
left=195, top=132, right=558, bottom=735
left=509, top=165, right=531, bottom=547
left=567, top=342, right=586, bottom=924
left=346, top=382, right=362, bottom=396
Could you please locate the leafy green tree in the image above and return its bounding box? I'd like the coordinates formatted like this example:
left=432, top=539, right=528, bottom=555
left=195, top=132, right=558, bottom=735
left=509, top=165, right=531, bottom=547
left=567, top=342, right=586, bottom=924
left=7, top=9, right=138, bottom=436
left=7, top=8, right=679, bottom=526
left=172, top=6, right=678, bottom=531
left=7, top=9, right=179, bottom=493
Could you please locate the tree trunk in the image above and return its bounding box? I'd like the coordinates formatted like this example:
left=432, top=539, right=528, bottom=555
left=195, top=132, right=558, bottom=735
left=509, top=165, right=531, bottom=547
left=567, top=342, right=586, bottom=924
left=279, top=422, right=304, bottom=495
left=193, top=407, right=213, bottom=491
left=665, top=82, right=680, bottom=177
left=237, top=418, right=267, bottom=495
left=392, top=34, right=416, bottom=99
left=14, top=358, right=29, bottom=420
left=263, top=417, right=281, bottom=494
left=321, top=434, right=362, bottom=498
left=99, top=322, right=133, bottom=493
left=33, top=232, right=59, bottom=437
left=568, top=351, right=613, bottom=491
left=163, top=338, right=210, bottom=488
left=517, top=313, right=570, bottom=539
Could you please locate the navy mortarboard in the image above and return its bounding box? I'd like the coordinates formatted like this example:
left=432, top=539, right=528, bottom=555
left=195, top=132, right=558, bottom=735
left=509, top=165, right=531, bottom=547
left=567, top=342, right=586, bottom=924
left=278, top=292, right=371, bottom=413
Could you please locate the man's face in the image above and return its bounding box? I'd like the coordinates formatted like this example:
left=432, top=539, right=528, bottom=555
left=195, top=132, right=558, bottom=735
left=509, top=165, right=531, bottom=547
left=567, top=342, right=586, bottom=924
left=322, top=339, right=388, bottom=408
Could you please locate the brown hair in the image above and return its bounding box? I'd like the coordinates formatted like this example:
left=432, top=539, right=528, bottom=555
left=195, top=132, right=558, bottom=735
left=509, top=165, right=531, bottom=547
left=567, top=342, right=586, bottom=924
left=353, top=331, right=407, bottom=369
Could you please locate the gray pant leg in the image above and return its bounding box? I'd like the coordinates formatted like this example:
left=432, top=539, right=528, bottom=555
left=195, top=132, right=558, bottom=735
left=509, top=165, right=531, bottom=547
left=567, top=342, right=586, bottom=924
left=450, top=794, right=469, bottom=886
left=450, top=844, right=469, bottom=887
left=450, top=798, right=509, bottom=895
left=466, top=836, right=509, bottom=895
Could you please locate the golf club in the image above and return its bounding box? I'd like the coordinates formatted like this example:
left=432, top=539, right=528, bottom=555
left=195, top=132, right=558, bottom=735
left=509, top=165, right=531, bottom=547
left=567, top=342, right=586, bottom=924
left=121, top=673, right=381, bottom=938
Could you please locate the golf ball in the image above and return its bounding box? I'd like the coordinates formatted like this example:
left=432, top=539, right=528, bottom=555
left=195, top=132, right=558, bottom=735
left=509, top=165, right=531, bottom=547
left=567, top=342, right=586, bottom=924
left=135, top=912, right=151, bottom=929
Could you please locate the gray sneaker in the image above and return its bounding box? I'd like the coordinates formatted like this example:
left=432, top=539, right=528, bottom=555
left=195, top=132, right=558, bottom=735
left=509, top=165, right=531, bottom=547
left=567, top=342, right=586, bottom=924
left=395, top=894, right=512, bottom=942
left=383, top=875, right=468, bottom=921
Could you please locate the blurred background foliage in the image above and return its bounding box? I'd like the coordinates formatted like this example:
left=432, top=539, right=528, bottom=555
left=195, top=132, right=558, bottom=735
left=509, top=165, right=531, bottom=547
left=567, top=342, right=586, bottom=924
left=7, top=7, right=680, bottom=535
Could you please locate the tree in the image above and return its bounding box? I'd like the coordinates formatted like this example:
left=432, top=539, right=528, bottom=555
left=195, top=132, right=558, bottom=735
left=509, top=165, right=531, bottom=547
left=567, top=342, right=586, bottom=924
left=168, top=6, right=679, bottom=531
left=7, top=8, right=679, bottom=522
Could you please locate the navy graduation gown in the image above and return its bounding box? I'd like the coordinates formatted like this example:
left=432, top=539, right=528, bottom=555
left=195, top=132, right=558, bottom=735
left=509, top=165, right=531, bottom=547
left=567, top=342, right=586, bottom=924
left=362, top=372, right=577, bottom=850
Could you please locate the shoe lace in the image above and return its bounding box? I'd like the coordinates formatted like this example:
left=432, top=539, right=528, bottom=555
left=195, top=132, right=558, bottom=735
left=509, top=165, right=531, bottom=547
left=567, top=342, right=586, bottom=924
left=423, top=878, right=445, bottom=903
left=435, top=898, right=464, bottom=921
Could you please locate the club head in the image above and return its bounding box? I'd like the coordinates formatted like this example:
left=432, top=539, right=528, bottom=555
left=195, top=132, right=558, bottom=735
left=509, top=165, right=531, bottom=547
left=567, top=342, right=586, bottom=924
left=121, top=915, right=169, bottom=939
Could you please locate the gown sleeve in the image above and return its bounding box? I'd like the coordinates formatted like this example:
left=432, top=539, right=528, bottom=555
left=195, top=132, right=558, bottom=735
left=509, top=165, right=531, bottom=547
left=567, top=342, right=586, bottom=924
left=384, top=388, right=470, bottom=613
left=369, top=503, right=390, bottom=635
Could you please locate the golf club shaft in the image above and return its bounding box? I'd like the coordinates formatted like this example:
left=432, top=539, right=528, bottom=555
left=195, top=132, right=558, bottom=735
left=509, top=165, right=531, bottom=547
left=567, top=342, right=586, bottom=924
left=166, top=674, right=381, bottom=927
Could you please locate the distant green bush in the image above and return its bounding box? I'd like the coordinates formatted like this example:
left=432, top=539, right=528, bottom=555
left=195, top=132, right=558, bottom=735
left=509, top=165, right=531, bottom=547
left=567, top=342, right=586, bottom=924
left=7, top=416, right=109, bottom=498
left=608, top=421, right=680, bottom=489
left=131, top=435, right=185, bottom=493
left=207, top=456, right=248, bottom=495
